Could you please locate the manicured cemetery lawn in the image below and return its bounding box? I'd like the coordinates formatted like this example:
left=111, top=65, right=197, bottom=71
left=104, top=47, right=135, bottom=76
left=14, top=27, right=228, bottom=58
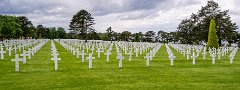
left=0, top=40, right=240, bottom=90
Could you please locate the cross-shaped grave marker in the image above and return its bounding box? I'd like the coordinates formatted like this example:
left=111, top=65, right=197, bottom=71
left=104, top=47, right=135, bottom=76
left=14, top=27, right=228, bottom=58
left=217, top=48, right=221, bottom=59
left=191, top=51, right=197, bottom=65
left=11, top=54, right=23, bottom=72
left=8, top=46, right=13, bottom=56
left=0, top=47, right=6, bottom=60
left=149, top=50, right=153, bottom=61
left=135, top=48, right=139, bottom=57
left=13, top=44, right=17, bottom=54
left=79, top=50, right=86, bottom=62
left=26, top=50, right=31, bottom=59
left=20, top=50, right=27, bottom=64
left=186, top=49, right=190, bottom=60
left=169, top=54, right=175, bottom=66
left=86, top=53, right=95, bottom=69
left=144, top=53, right=150, bottom=66
left=96, top=48, right=103, bottom=58
left=29, top=48, right=34, bottom=56
left=117, top=53, right=124, bottom=68
left=90, top=46, right=95, bottom=54
left=104, top=50, right=111, bottom=62
left=72, top=48, right=77, bottom=55
left=51, top=54, right=61, bottom=70
left=211, top=50, right=216, bottom=64
left=182, top=49, right=186, bottom=57
left=128, top=49, right=133, bottom=61
left=202, top=47, right=207, bottom=60
left=76, top=48, right=81, bottom=58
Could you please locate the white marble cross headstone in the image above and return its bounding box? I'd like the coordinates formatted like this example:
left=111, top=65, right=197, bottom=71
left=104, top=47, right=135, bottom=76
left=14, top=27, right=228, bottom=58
left=135, top=48, right=139, bottom=57
left=51, top=54, right=61, bottom=70
left=104, top=50, right=111, bottom=62
left=29, top=48, right=34, bottom=56
left=11, top=54, right=22, bottom=72
left=191, top=51, right=197, bottom=65
left=0, top=48, right=6, bottom=60
left=96, top=48, right=103, bottom=58
left=149, top=50, right=153, bottom=61
left=72, top=48, right=77, bottom=55
left=86, top=44, right=89, bottom=53
left=18, top=44, right=22, bottom=51
left=144, top=53, right=150, bottom=66
left=27, top=50, right=31, bottom=59
left=90, top=46, right=95, bottom=54
left=86, top=53, right=95, bottom=69
left=20, top=50, right=27, bottom=64
left=186, top=49, right=190, bottom=60
left=182, top=49, right=186, bottom=57
left=169, top=54, right=175, bottom=66
left=76, top=48, right=81, bottom=58
left=202, top=47, right=207, bottom=60
left=128, top=49, right=133, bottom=61
left=8, top=46, right=12, bottom=56
left=229, top=53, right=234, bottom=64
left=13, top=44, right=17, bottom=54
left=79, top=50, right=86, bottom=62
left=117, top=53, right=124, bottom=68
left=211, top=50, right=216, bottom=64
left=217, top=48, right=221, bottom=59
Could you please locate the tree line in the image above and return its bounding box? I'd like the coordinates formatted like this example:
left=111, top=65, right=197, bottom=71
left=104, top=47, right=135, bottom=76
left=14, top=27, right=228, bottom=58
left=0, top=15, right=67, bottom=40
left=0, top=14, right=173, bottom=42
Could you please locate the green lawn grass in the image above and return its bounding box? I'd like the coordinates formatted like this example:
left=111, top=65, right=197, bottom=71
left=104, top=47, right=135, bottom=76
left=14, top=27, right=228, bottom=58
left=0, top=40, right=240, bottom=90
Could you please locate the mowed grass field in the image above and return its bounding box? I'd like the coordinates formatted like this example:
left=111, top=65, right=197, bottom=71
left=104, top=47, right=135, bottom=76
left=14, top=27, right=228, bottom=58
left=0, top=40, right=240, bottom=90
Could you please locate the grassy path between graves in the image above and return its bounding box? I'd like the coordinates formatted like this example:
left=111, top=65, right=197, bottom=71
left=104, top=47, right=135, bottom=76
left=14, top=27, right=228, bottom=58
left=0, top=41, right=240, bottom=90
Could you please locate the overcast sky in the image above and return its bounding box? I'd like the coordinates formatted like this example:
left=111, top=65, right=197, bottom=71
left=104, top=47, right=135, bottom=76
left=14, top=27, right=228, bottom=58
left=0, top=0, right=239, bottom=33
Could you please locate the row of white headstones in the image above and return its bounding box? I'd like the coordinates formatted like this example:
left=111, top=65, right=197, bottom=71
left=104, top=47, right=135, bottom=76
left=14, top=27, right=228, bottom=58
left=50, top=40, right=61, bottom=70
left=165, top=44, right=175, bottom=66
left=9, top=39, right=48, bottom=72
left=168, top=44, right=238, bottom=65
left=53, top=39, right=239, bottom=69
left=54, top=39, right=160, bottom=69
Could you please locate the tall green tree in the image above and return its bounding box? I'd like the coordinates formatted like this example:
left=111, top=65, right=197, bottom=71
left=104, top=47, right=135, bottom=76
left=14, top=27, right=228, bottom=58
left=88, top=29, right=100, bottom=40
left=134, top=33, right=140, bottom=42
left=57, top=27, right=66, bottom=38
left=207, top=19, right=219, bottom=49
left=120, top=31, right=131, bottom=41
left=36, top=25, right=45, bottom=39
left=18, top=16, right=33, bottom=39
left=69, top=9, right=95, bottom=42
left=145, top=31, right=155, bottom=42
left=177, top=1, right=238, bottom=45
left=48, top=27, right=58, bottom=39
left=101, top=33, right=108, bottom=41
left=66, top=31, right=76, bottom=39
left=112, top=32, right=119, bottom=41
left=1, top=15, right=22, bottom=39
left=106, top=27, right=114, bottom=41
left=157, top=30, right=168, bottom=43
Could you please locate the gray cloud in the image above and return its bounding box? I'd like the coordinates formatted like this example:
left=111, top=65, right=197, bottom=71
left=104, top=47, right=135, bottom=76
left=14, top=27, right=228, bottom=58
left=90, top=0, right=162, bottom=16
left=0, top=0, right=63, bottom=14
left=113, top=0, right=201, bottom=20
left=91, top=0, right=200, bottom=17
